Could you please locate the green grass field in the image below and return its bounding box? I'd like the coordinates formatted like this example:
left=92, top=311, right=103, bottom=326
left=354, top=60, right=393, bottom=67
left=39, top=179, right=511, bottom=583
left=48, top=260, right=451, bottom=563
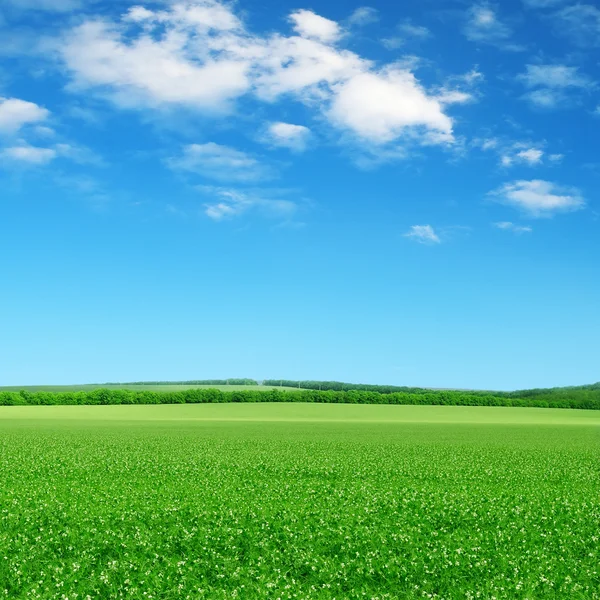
left=0, top=384, right=301, bottom=393
left=1, top=404, right=599, bottom=599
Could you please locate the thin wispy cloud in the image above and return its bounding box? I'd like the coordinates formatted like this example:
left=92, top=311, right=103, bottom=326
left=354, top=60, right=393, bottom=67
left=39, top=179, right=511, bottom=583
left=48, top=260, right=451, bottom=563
left=553, top=4, right=600, bottom=47
left=167, top=143, right=273, bottom=183
left=490, top=180, right=585, bottom=217
left=518, top=64, right=594, bottom=109
left=347, top=7, right=379, bottom=27
left=199, top=186, right=298, bottom=221
left=463, top=3, right=522, bottom=50
left=382, top=20, right=431, bottom=49
left=493, top=221, right=533, bottom=233
left=0, top=144, right=56, bottom=164
left=403, top=225, right=441, bottom=244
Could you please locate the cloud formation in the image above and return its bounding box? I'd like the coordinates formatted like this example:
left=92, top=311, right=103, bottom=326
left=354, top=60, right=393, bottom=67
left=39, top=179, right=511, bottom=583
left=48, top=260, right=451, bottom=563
left=347, top=7, right=379, bottom=26
left=0, top=144, right=57, bottom=164
left=58, top=0, right=466, bottom=151
left=518, top=64, right=594, bottom=108
left=493, top=221, right=533, bottom=233
left=553, top=4, right=600, bottom=47
left=0, top=97, right=49, bottom=134
left=490, top=180, right=585, bottom=217
left=167, top=142, right=272, bottom=183
left=463, top=4, right=521, bottom=50
left=403, top=224, right=441, bottom=244
left=265, top=122, right=311, bottom=152
left=289, top=9, right=342, bottom=44
left=199, top=187, right=298, bottom=221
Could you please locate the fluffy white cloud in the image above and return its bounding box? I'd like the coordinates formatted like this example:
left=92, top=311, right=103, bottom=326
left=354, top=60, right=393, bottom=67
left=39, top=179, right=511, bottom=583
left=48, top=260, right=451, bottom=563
left=347, top=7, right=379, bottom=26
left=1, top=144, right=57, bottom=164
left=253, top=36, right=366, bottom=102
left=490, top=180, right=585, bottom=217
left=289, top=10, right=342, bottom=44
left=57, top=1, right=465, bottom=151
left=403, top=225, right=441, bottom=244
left=553, top=4, right=600, bottom=47
left=167, top=143, right=272, bottom=182
left=493, top=221, right=532, bottom=233
left=265, top=122, right=311, bottom=151
left=0, top=97, right=49, bottom=134
left=61, top=18, right=250, bottom=111
left=200, top=187, right=297, bottom=221
left=327, top=67, right=460, bottom=144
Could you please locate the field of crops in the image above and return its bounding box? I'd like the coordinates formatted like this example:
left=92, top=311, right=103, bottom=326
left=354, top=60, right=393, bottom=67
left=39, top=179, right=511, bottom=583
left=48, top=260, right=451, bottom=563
left=1, top=404, right=599, bottom=599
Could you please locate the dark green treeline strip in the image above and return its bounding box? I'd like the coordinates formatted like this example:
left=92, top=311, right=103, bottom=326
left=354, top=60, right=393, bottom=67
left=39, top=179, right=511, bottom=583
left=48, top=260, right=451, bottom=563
left=263, top=380, right=600, bottom=407
left=1, top=388, right=599, bottom=409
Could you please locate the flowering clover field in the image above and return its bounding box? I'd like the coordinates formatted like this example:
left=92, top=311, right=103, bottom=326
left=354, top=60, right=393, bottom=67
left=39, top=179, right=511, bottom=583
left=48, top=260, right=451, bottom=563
left=1, top=405, right=599, bottom=599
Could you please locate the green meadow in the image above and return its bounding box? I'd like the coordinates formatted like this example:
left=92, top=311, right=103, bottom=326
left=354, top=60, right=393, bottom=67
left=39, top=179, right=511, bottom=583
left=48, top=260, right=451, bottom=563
left=1, top=404, right=599, bottom=599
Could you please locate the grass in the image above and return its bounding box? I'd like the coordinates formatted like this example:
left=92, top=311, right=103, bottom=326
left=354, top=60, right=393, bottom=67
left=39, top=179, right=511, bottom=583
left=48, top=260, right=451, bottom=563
left=1, top=404, right=599, bottom=599
left=0, top=384, right=301, bottom=393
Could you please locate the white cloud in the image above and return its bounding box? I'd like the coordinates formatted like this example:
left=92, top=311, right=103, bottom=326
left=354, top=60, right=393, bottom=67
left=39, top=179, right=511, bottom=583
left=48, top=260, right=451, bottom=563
left=398, top=22, right=431, bottom=39
left=167, top=142, right=271, bottom=182
left=548, top=153, right=564, bottom=163
left=493, top=221, right=532, bottom=233
left=553, top=4, right=600, bottom=47
left=61, top=19, right=250, bottom=112
left=523, top=88, right=563, bottom=108
left=382, top=20, right=431, bottom=49
left=327, top=66, right=460, bottom=144
left=490, top=180, right=585, bottom=217
left=0, top=97, right=49, bottom=134
left=57, top=1, right=465, bottom=154
left=347, top=7, right=378, bottom=26
left=200, top=187, right=297, bottom=221
left=289, top=9, right=342, bottom=44
left=1, top=144, right=57, bottom=164
left=518, top=64, right=593, bottom=109
left=464, top=4, right=520, bottom=49
left=253, top=36, right=366, bottom=102
left=403, top=224, right=441, bottom=244
left=515, top=148, right=543, bottom=164
left=6, top=0, right=81, bottom=11
left=265, top=122, right=311, bottom=151
left=54, top=142, right=104, bottom=166
left=518, top=64, right=593, bottom=89
left=477, top=137, right=498, bottom=151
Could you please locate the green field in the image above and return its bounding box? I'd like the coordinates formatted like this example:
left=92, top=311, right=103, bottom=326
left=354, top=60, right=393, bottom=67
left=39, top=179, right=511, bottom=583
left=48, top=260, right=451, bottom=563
left=1, top=405, right=599, bottom=599
left=0, top=384, right=301, bottom=393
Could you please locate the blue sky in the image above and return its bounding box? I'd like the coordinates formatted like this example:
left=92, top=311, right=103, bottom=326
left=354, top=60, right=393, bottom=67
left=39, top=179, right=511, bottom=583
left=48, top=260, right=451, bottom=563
left=1, top=0, right=599, bottom=390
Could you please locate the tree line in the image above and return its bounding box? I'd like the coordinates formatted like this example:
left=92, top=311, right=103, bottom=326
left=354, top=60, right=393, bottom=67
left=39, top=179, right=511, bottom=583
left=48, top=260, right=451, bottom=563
left=99, top=379, right=259, bottom=386
left=1, top=387, right=598, bottom=410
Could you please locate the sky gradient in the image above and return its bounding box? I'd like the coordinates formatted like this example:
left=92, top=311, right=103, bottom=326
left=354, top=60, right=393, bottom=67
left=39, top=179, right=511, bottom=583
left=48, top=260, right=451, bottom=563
left=1, top=0, right=599, bottom=390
